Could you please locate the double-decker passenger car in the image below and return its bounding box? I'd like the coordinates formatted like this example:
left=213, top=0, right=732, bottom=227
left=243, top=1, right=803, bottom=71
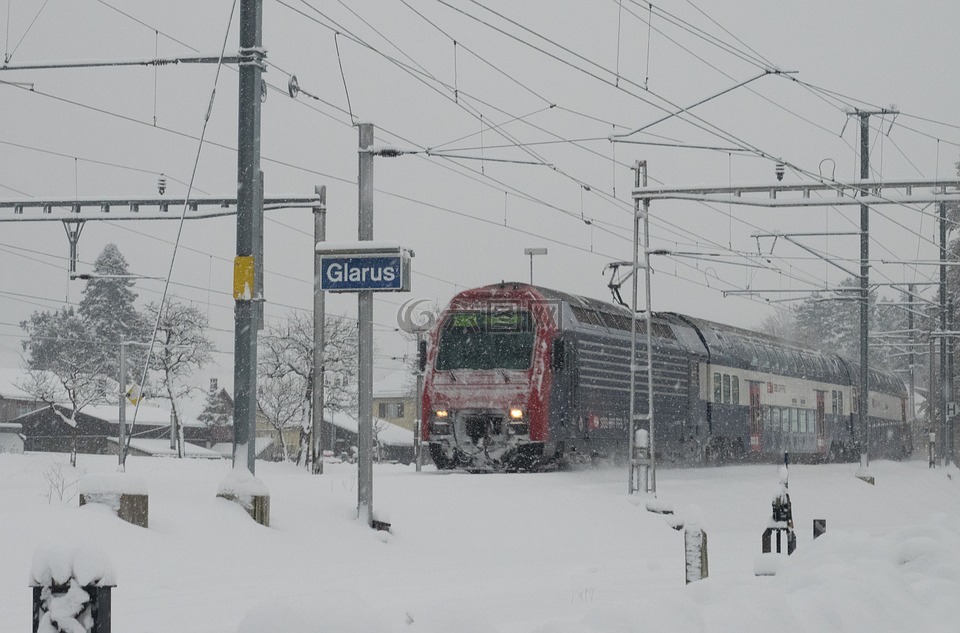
left=421, top=283, right=909, bottom=471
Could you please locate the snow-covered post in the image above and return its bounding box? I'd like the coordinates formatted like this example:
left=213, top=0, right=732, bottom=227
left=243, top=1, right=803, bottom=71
left=30, top=543, right=116, bottom=633
left=684, top=525, right=708, bottom=584
left=217, top=466, right=270, bottom=526
left=78, top=473, right=148, bottom=528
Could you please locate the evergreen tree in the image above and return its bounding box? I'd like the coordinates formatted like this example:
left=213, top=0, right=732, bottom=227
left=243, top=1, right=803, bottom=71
left=198, top=388, right=233, bottom=427
left=761, top=276, right=904, bottom=374
left=78, top=244, right=150, bottom=379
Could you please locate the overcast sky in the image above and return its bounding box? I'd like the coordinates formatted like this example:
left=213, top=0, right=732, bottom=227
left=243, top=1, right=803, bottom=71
left=1, top=0, right=958, bottom=393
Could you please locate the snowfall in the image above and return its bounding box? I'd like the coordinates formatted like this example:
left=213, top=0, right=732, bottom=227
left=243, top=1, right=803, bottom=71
left=1, top=452, right=958, bottom=633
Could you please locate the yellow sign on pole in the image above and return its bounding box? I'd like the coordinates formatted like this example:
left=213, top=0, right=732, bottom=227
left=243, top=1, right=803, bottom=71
left=233, top=256, right=255, bottom=300
left=126, top=385, right=142, bottom=405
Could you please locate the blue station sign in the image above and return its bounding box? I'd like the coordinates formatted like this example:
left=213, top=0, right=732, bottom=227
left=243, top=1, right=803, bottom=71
left=317, top=242, right=412, bottom=293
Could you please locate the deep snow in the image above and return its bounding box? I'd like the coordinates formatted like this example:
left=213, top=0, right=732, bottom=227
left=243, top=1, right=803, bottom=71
left=1, top=452, right=958, bottom=632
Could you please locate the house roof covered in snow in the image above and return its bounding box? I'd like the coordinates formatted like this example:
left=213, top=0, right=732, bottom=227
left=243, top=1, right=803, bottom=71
left=326, top=410, right=414, bottom=446
left=373, top=370, right=415, bottom=399
left=106, top=437, right=222, bottom=459
left=210, top=437, right=274, bottom=460
left=84, top=403, right=176, bottom=426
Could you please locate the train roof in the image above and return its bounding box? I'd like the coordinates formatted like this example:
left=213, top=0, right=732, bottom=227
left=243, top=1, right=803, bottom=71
left=451, top=283, right=904, bottom=393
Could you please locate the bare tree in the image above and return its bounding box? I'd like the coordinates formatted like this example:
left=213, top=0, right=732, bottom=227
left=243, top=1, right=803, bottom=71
left=256, top=374, right=305, bottom=462
left=259, top=311, right=359, bottom=467
left=145, top=299, right=214, bottom=457
left=19, top=307, right=109, bottom=466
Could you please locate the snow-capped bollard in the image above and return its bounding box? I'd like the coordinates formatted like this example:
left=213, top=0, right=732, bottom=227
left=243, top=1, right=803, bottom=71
left=217, top=466, right=270, bottom=526
left=30, top=543, right=116, bottom=633
left=684, top=526, right=708, bottom=584
left=761, top=465, right=796, bottom=555
left=78, top=473, right=149, bottom=528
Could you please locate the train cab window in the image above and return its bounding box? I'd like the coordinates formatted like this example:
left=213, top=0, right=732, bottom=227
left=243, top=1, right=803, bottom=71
left=722, top=374, right=731, bottom=403
left=731, top=376, right=740, bottom=405
left=790, top=408, right=799, bottom=433
left=831, top=390, right=838, bottom=414
left=764, top=407, right=773, bottom=431
left=806, top=409, right=814, bottom=433
left=838, top=391, right=843, bottom=415
left=781, top=408, right=790, bottom=433
left=713, top=373, right=722, bottom=402
left=436, top=311, right=535, bottom=370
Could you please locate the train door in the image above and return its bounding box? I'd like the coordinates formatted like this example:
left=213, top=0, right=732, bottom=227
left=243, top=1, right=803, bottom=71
left=687, top=361, right=702, bottom=443
left=815, top=390, right=826, bottom=453
left=748, top=381, right=762, bottom=452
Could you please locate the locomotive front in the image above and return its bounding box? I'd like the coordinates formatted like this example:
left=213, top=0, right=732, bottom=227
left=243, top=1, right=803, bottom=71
left=421, top=286, right=557, bottom=471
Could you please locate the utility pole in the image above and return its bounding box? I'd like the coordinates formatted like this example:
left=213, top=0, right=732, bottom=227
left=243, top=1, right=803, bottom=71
left=940, top=200, right=949, bottom=465
left=414, top=330, right=424, bottom=472
left=849, top=107, right=897, bottom=479
left=118, top=343, right=127, bottom=467
left=358, top=122, right=375, bottom=526
left=233, top=0, right=264, bottom=474
left=857, top=111, right=871, bottom=475
left=312, top=185, right=327, bottom=474
left=908, top=283, right=916, bottom=437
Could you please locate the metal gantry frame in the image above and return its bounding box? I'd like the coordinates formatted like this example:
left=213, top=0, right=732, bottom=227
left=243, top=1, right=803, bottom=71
left=628, top=161, right=656, bottom=496
left=0, top=194, right=323, bottom=275
left=631, top=175, right=960, bottom=486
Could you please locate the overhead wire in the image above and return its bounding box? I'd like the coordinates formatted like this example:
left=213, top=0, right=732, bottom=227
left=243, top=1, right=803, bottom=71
left=13, top=2, right=944, bottom=312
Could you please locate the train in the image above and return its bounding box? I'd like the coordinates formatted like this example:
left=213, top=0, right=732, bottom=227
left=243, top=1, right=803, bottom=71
left=420, top=282, right=910, bottom=471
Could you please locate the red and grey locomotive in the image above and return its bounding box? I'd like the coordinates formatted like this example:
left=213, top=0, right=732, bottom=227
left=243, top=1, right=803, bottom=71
left=420, top=283, right=909, bottom=471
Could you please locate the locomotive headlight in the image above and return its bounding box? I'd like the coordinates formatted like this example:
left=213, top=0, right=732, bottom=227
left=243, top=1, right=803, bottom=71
left=509, top=407, right=524, bottom=420
left=435, top=409, right=449, bottom=418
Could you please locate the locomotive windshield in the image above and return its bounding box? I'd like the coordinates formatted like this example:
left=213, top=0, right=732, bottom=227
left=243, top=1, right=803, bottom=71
left=435, top=310, right=535, bottom=370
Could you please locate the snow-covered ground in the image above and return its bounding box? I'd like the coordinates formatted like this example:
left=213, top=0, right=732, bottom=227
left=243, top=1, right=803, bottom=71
left=1, top=452, right=958, bottom=632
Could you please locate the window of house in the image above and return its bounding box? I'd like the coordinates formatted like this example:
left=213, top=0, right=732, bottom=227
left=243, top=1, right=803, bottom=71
left=378, top=402, right=404, bottom=418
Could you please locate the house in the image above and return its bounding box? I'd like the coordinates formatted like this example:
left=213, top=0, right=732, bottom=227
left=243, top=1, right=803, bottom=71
left=12, top=401, right=235, bottom=458
left=373, top=371, right=417, bottom=431
left=325, top=409, right=415, bottom=464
